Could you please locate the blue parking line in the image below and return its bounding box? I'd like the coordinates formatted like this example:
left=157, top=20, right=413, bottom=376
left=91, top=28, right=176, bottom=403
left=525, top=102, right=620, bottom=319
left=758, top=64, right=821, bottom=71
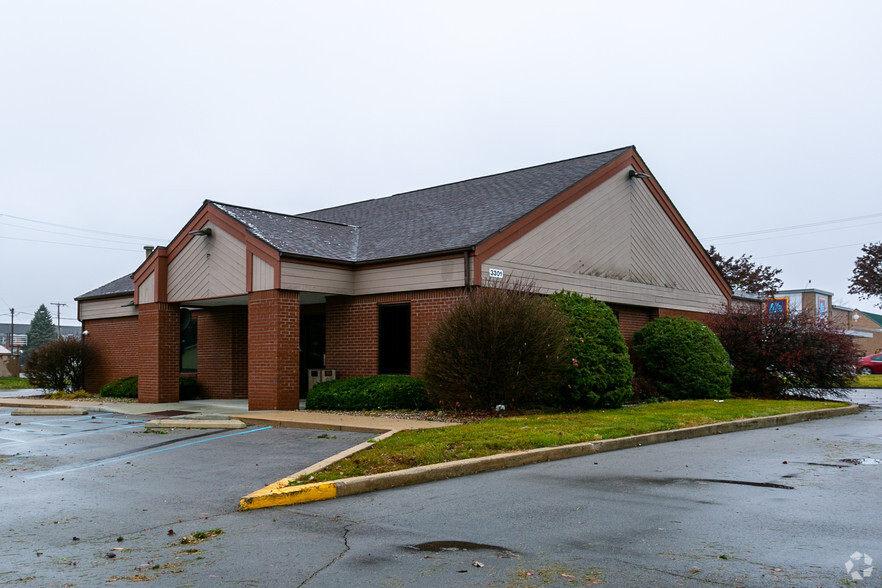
left=27, top=426, right=273, bottom=479
left=29, top=422, right=95, bottom=431
left=0, top=426, right=61, bottom=436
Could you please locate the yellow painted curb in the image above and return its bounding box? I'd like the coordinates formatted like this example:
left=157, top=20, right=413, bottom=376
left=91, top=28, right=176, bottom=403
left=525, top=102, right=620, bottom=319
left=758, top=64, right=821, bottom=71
left=239, top=481, right=337, bottom=510
left=238, top=403, right=861, bottom=511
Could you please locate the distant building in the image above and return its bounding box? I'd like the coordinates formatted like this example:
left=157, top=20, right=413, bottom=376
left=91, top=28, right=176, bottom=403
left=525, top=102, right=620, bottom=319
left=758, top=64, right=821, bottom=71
left=0, top=344, right=19, bottom=377
left=0, top=323, right=82, bottom=355
left=840, top=309, right=882, bottom=356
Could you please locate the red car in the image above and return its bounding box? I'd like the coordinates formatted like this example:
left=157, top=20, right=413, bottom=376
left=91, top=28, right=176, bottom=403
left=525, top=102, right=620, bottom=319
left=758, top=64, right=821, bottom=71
left=856, top=353, right=882, bottom=375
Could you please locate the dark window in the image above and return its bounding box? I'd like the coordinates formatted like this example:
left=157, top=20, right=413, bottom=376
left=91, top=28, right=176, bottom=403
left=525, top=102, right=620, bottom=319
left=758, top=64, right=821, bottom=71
left=378, top=304, right=410, bottom=374
left=180, top=309, right=197, bottom=373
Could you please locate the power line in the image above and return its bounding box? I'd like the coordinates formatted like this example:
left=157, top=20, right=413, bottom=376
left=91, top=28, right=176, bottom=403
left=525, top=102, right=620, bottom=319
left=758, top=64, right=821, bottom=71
left=704, top=212, right=882, bottom=241
left=708, top=219, right=882, bottom=248
left=0, top=220, right=158, bottom=246
left=0, top=213, right=168, bottom=242
left=757, top=241, right=866, bottom=259
left=0, top=234, right=144, bottom=252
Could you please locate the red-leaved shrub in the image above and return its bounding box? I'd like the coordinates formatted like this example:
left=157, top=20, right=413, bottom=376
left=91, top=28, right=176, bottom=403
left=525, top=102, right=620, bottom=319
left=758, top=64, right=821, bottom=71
left=709, top=305, right=856, bottom=398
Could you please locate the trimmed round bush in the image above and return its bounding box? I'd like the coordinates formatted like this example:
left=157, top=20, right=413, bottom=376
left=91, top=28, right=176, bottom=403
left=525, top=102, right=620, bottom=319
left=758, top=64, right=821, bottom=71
left=633, top=316, right=732, bottom=400
left=100, top=376, right=139, bottom=398
left=548, top=291, right=634, bottom=408
left=306, top=375, right=430, bottom=411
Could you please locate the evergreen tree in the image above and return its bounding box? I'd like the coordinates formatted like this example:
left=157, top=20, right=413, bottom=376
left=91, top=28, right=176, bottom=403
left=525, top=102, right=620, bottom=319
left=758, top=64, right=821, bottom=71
left=26, top=304, right=57, bottom=353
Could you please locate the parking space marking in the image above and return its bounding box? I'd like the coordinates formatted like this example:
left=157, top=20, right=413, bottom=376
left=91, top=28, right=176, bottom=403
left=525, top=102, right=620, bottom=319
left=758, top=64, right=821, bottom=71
left=0, top=413, right=154, bottom=450
left=27, top=425, right=273, bottom=479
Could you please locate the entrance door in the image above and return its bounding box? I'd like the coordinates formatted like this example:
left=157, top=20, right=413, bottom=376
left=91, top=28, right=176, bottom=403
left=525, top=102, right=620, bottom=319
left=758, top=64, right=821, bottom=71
left=300, top=313, right=326, bottom=396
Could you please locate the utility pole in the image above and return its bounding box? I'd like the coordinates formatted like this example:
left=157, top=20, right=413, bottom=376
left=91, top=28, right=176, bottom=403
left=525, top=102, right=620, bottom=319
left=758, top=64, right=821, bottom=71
left=8, top=308, right=12, bottom=354
left=50, top=302, right=67, bottom=340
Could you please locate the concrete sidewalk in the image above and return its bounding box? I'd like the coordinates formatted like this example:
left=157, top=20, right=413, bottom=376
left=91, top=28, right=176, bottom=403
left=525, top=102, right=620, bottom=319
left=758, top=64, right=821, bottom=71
left=0, top=391, right=453, bottom=433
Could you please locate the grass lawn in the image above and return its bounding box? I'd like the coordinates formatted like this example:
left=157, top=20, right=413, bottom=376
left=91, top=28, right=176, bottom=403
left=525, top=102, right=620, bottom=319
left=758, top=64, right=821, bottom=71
left=854, top=375, right=882, bottom=388
left=0, top=377, right=30, bottom=390
left=299, top=398, right=850, bottom=483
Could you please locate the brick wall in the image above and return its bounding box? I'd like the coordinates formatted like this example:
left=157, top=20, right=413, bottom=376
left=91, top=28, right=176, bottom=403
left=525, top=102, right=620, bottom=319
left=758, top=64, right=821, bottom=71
left=326, top=288, right=466, bottom=379
left=198, top=306, right=248, bottom=399
left=83, top=316, right=140, bottom=394
left=248, top=289, right=299, bottom=410
left=658, top=308, right=717, bottom=329
left=138, top=302, right=181, bottom=403
left=610, top=304, right=658, bottom=345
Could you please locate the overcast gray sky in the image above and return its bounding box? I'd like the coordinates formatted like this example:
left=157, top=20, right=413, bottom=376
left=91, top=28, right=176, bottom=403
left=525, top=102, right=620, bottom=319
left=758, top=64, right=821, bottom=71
left=2, top=1, right=880, bottom=328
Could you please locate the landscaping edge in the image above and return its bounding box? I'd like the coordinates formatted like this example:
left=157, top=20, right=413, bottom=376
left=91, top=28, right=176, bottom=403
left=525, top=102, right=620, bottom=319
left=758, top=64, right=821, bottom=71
left=237, top=403, right=860, bottom=511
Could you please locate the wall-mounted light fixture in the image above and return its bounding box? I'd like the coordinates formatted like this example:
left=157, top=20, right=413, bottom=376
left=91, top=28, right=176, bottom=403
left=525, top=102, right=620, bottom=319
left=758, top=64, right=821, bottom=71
left=188, top=228, right=212, bottom=237
left=629, top=170, right=651, bottom=179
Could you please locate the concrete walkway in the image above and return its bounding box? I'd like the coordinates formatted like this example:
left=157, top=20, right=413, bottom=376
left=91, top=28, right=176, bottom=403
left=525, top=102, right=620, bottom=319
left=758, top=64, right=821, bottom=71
left=0, top=390, right=452, bottom=433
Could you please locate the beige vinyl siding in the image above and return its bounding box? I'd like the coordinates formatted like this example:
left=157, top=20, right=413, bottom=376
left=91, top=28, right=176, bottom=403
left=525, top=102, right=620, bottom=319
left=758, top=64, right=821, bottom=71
left=486, top=260, right=724, bottom=313
left=168, top=221, right=247, bottom=302
left=280, top=257, right=470, bottom=296
left=352, top=257, right=468, bottom=295
left=486, top=168, right=726, bottom=313
left=138, top=272, right=155, bottom=304
left=79, top=297, right=138, bottom=320
left=280, top=262, right=354, bottom=295
left=251, top=254, right=274, bottom=291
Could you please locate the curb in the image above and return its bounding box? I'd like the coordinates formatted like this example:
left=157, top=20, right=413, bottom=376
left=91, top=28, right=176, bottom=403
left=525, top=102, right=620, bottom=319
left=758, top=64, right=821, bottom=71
left=238, top=404, right=860, bottom=511
left=11, top=408, right=89, bottom=416
left=145, top=418, right=246, bottom=429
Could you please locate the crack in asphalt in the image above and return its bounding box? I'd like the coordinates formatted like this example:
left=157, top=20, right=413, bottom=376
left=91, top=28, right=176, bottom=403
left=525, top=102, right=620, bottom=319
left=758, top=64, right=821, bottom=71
left=298, top=522, right=353, bottom=587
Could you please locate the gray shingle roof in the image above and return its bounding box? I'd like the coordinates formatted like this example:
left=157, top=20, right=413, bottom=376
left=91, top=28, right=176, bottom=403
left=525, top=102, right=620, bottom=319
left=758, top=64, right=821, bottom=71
left=216, top=146, right=631, bottom=263
left=80, top=147, right=632, bottom=299
left=76, top=273, right=134, bottom=300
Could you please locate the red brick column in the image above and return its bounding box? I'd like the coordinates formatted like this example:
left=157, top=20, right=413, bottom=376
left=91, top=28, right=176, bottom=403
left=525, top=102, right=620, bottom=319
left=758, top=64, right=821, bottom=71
left=138, top=302, right=180, bottom=403
left=197, top=306, right=248, bottom=399
left=247, top=290, right=299, bottom=410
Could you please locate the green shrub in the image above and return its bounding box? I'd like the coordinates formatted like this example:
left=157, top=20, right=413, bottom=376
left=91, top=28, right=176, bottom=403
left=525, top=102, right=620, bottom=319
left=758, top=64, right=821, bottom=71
left=423, top=283, right=570, bottom=410
left=633, top=316, right=732, bottom=400
left=99, top=376, right=201, bottom=399
left=100, top=376, right=139, bottom=398
left=548, top=292, right=634, bottom=408
left=306, top=375, right=430, bottom=411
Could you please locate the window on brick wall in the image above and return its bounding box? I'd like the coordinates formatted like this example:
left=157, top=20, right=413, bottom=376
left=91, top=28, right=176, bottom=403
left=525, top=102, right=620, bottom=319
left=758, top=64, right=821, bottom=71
left=180, top=309, right=197, bottom=373
left=378, top=303, right=410, bottom=374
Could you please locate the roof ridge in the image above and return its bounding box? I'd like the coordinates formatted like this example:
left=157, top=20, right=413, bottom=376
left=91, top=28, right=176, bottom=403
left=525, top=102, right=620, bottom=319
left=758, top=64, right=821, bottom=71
left=300, top=146, right=633, bottom=217
left=209, top=200, right=360, bottom=229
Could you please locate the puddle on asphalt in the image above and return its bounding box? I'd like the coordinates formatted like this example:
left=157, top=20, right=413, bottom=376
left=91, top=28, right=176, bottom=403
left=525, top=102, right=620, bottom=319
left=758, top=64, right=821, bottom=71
left=839, top=458, right=882, bottom=465
left=696, top=478, right=794, bottom=490
left=405, top=541, right=518, bottom=556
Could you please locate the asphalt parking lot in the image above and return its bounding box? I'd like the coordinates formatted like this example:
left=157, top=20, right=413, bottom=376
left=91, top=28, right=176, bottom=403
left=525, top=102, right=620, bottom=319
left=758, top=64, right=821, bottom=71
left=1, top=390, right=880, bottom=586
left=0, top=408, right=374, bottom=585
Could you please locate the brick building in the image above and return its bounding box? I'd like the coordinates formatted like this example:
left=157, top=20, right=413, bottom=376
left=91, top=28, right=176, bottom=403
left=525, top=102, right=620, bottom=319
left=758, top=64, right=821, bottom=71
left=77, top=146, right=732, bottom=410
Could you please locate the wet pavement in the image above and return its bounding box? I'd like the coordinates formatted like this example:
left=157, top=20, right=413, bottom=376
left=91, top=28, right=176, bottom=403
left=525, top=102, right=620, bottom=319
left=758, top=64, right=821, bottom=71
left=0, top=388, right=879, bottom=586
